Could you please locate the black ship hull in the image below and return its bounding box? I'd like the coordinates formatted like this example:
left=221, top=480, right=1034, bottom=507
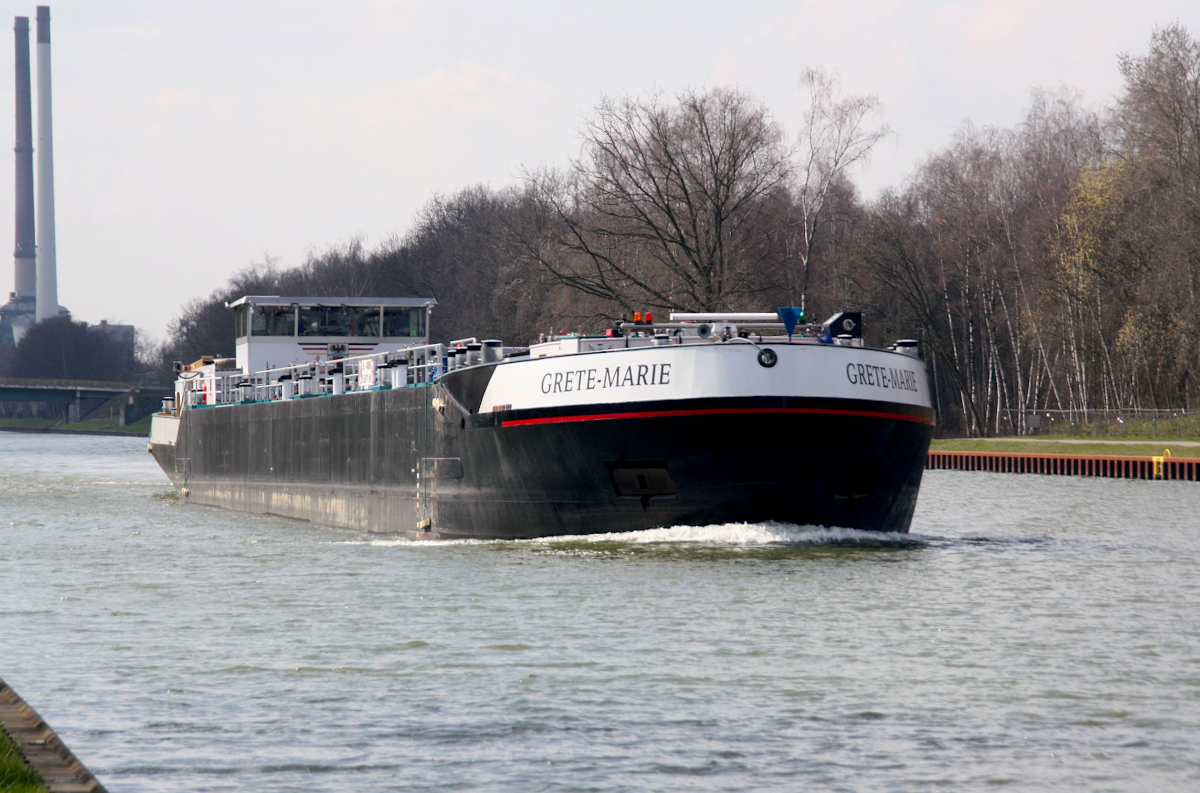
left=151, top=378, right=934, bottom=539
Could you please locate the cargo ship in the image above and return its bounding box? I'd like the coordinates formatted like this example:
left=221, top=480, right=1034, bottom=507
left=148, top=297, right=935, bottom=539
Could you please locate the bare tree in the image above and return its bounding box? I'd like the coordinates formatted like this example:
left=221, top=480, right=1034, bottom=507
left=1113, top=23, right=1200, bottom=408
left=850, top=90, right=1103, bottom=435
left=855, top=198, right=985, bottom=434
left=1116, top=22, right=1200, bottom=223
left=519, top=87, right=791, bottom=314
left=389, top=185, right=556, bottom=343
left=790, top=68, right=890, bottom=312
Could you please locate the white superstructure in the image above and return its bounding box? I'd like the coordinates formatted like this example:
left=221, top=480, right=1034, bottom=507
left=478, top=341, right=930, bottom=414
left=227, top=296, right=436, bottom=377
left=157, top=305, right=929, bottom=421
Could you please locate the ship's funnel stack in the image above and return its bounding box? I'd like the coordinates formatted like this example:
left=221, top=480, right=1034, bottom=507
left=12, top=16, right=35, bottom=300
left=34, top=5, right=55, bottom=321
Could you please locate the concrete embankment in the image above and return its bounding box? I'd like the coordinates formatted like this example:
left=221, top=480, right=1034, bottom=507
left=927, top=450, right=1200, bottom=481
left=0, top=676, right=107, bottom=793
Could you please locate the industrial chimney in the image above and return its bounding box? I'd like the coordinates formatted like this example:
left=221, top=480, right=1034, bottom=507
left=34, top=5, right=56, bottom=321
left=12, top=16, right=35, bottom=302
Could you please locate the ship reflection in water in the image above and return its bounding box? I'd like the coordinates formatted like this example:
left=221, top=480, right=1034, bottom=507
left=3, top=432, right=1200, bottom=792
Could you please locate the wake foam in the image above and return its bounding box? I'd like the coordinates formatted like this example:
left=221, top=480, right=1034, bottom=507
left=334, top=522, right=923, bottom=547
left=531, top=522, right=918, bottom=546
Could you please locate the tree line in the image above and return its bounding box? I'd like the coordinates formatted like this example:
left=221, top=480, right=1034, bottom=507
left=0, top=316, right=139, bottom=382
left=153, top=23, right=1200, bottom=436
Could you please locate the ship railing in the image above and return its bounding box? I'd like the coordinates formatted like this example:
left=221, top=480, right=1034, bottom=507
left=177, top=338, right=487, bottom=406
left=614, top=320, right=845, bottom=344
left=177, top=371, right=238, bottom=408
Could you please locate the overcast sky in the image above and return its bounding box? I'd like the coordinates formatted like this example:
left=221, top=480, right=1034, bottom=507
left=2, top=0, right=1198, bottom=338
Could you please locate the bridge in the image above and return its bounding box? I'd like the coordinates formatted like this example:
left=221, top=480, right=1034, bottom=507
left=0, top=377, right=170, bottom=425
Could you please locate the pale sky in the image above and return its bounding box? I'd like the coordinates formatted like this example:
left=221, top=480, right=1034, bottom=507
left=2, top=0, right=1197, bottom=338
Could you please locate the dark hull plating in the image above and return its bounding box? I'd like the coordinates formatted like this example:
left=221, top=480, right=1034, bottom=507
left=151, top=379, right=935, bottom=539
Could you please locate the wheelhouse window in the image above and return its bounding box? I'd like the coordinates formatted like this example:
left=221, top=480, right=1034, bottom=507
left=235, top=305, right=250, bottom=339
left=298, top=305, right=381, bottom=337
left=383, top=306, right=426, bottom=338
left=251, top=305, right=297, bottom=337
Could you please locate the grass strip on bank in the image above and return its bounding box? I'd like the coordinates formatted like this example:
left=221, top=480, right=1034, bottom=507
left=931, top=438, right=1200, bottom=458
left=0, top=417, right=58, bottom=429
left=0, top=414, right=152, bottom=435
left=0, top=724, right=48, bottom=793
left=56, top=414, right=154, bottom=434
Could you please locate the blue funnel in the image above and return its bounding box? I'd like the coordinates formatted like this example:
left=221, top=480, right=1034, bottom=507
left=777, top=307, right=804, bottom=341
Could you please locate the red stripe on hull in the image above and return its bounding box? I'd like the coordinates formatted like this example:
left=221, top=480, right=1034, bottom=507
left=501, top=406, right=935, bottom=428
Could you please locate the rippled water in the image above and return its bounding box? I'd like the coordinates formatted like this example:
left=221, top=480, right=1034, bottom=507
left=2, top=432, right=1199, bottom=792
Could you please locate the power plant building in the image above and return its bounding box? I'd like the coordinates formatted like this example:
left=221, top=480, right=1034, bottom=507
left=1, top=6, right=78, bottom=347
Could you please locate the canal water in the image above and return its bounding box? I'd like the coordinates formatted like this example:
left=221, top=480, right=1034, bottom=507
left=1, top=432, right=1199, bottom=792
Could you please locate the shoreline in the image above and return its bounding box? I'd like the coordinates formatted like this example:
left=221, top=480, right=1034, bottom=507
left=0, top=425, right=146, bottom=437
left=932, top=438, right=1200, bottom=459
left=0, top=676, right=107, bottom=793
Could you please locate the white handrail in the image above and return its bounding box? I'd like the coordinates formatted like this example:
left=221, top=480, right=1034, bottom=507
left=177, top=337, right=491, bottom=407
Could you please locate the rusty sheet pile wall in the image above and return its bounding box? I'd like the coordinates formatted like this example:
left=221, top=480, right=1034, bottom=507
left=927, top=451, right=1199, bottom=481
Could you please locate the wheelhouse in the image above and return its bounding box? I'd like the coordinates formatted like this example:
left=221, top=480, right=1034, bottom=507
left=227, top=296, right=435, bottom=376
